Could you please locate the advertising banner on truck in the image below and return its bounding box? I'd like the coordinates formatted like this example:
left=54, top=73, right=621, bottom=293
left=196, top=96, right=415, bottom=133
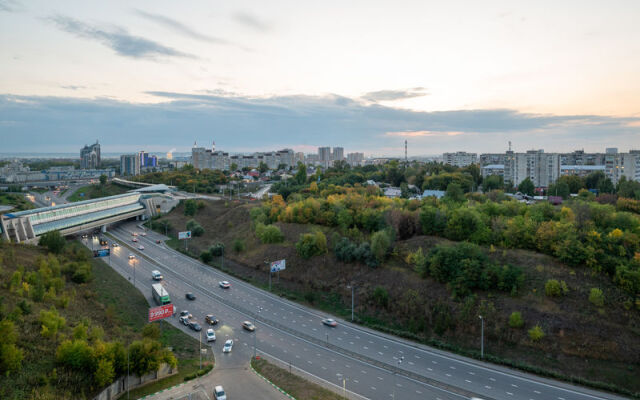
left=148, top=304, right=174, bottom=322
left=92, top=248, right=110, bottom=258
left=270, top=259, right=286, bottom=272
left=178, top=231, right=192, bottom=240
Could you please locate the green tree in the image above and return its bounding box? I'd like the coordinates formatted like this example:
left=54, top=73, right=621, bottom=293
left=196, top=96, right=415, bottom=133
left=56, top=339, right=94, bottom=370
left=547, top=181, right=570, bottom=199
left=589, top=288, right=604, bottom=307
left=232, top=239, right=245, bottom=253
left=508, top=311, right=524, bottom=328
left=40, top=306, right=66, bottom=340
left=295, top=162, right=307, bottom=185
left=99, top=174, right=107, bottom=185
left=295, top=231, right=327, bottom=259
left=370, top=230, right=391, bottom=263
left=184, top=199, right=197, bottom=216
left=258, top=162, right=269, bottom=173
left=557, top=175, right=584, bottom=194
left=255, top=223, right=284, bottom=244
left=444, top=183, right=465, bottom=202
left=94, top=358, right=115, bottom=387
left=142, top=323, right=161, bottom=340
left=517, top=177, right=535, bottom=196
left=371, top=286, right=389, bottom=308
left=528, top=325, right=545, bottom=341
left=39, top=230, right=66, bottom=254
left=0, top=341, right=24, bottom=374
left=544, top=279, right=569, bottom=297
left=230, top=162, right=238, bottom=172
left=200, top=251, right=213, bottom=264
left=483, top=175, right=504, bottom=192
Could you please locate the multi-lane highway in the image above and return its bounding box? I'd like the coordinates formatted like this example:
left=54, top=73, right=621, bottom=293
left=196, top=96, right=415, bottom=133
left=95, top=221, right=626, bottom=400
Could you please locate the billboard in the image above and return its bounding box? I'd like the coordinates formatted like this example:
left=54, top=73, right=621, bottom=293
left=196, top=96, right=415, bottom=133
left=149, top=304, right=174, bottom=322
left=270, top=259, right=286, bottom=272
left=93, top=248, right=110, bottom=258
left=178, top=231, right=192, bottom=240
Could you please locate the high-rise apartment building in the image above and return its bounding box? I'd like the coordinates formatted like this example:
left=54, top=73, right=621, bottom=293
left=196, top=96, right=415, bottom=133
left=138, top=151, right=157, bottom=168
left=318, top=147, right=331, bottom=168
left=479, top=153, right=507, bottom=166
left=80, top=141, right=100, bottom=169
left=443, top=152, right=477, bottom=167
left=503, top=149, right=560, bottom=187
left=332, top=147, right=344, bottom=163
left=120, top=154, right=140, bottom=176
left=192, top=141, right=294, bottom=171
left=346, top=152, right=364, bottom=166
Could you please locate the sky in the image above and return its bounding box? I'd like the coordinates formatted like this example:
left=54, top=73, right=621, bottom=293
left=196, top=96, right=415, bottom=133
left=1, top=0, right=639, bottom=156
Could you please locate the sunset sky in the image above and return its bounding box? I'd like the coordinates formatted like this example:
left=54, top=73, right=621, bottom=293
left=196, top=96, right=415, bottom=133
left=1, top=0, right=639, bottom=155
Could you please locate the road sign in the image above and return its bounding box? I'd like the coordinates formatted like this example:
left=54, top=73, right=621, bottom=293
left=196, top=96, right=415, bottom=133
left=93, top=248, right=110, bottom=258
left=178, top=231, right=192, bottom=240
left=148, top=304, right=174, bottom=322
left=270, top=259, right=286, bottom=272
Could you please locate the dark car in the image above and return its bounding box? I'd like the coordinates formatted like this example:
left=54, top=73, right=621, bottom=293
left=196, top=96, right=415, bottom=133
left=186, top=292, right=196, bottom=301
left=205, top=314, right=219, bottom=325
left=189, top=322, right=202, bottom=332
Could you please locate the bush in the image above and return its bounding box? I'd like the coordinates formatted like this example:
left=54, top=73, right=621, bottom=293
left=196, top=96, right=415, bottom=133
left=370, top=230, right=391, bottom=263
left=184, top=199, right=197, bottom=216
left=508, top=311, right=524, bottom=328
left=39, top=231, right=66, bottom=254
left=544, top=279, right=569, bottom=297
left=200, top=251, right=213, bottom=264
left=589, top=288, right=605, bottom=307
left=232, top=239, right=245, bottom=253
left=255, top=223, right=284, bottom=244
left=186, top=219, right=204, bottom=237
left=296, top=231, right=327, bottom=259
left=528, top=325, right=545, bottom=341
left=209, top=243, right=224, bottom=257
left=371, top=286, right=389, bottom=308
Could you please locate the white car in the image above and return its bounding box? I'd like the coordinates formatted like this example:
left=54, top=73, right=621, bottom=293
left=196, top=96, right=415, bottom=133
left=223, top=339, right=233, bottom=353
left=219, top=281, right=231, bottom=289
left=214, top=385, right=227, bottom=400
left=206, top=328, right=216, bottom=342
left=128, top=254, right=135, bottom=259
left=141, top=232, right=147, bottom=236
left=138, top=245, right=145, bottom=250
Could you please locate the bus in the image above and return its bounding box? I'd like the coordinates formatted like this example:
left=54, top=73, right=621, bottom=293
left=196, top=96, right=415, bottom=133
left=152, top=283, right=171, bottom=305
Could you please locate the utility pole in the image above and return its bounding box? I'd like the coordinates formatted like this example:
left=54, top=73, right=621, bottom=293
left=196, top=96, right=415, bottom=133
left=393, top=356, right=404, bottom=399
left=479, top=315, right=484, bottom=358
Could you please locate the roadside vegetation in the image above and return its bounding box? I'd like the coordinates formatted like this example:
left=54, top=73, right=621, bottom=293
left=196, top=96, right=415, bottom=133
left=0, top=192, right=35, bottom=212
left=68, top=182, right=129, bottom=202
left=0, top=233, right=201, bottom=399
left=252, top=357, right=347, bottom=400
left=144, top=161, right=640, bottom=396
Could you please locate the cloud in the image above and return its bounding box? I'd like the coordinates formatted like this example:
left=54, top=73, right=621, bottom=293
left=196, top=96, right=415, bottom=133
left=362, top=87, right=428, bottom=102
left=0, top=0, right=19, bottom=12
left=49, top=15, right=195, bottom=60
left=233, top=12, right=271, bottom=32
left=133, top=9, right=229, bottom=44
left=0, top=93, right=638, bottom=155
left=60, top=85, right=85, bottom=90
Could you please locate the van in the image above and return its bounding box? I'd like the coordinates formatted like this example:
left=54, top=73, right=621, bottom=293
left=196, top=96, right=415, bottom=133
left=152, top=270, right=163, bottom=281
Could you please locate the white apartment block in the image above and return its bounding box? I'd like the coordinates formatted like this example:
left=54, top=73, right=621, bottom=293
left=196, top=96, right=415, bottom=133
left=192, top=142, right=294, bottom=171
left=332, top=147, right=344, bottom=163
left=504, top=150, right=560, bottom=187
left=604, top=148, right=640, bottom=185
left=346, top=152, right=364, bottom=166
left=443, top=152, right=478, bottom=167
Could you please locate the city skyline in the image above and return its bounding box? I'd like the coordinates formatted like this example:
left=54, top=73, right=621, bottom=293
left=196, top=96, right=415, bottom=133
left=1, top=0, right=640, bottom=155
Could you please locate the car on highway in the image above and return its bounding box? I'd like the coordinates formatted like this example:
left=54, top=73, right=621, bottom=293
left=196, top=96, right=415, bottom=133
left=213, top=385, right=226, bottom=400
left=152, top=270, right=163, bottom=281
left=206, top=328, right=216, bottom=342
left=222, top=339, right=233, bottom=353
left=242, top=321, right=256, bottom=332
left=112, top=242, right=118, bottom=247
left=189, top=321, right=202, bottom=332
left=128, top=254, right=135, bottom=259
left=205, top=315, right=219, bottom=325
left=180, top=310, right=191, bottom=318
left=185, top=292, right=196, bottom=301
left=140, top=232, right=147, bottom=236
left=131, top=232, right=137, bottom=236
left=219, top=281, right=231, bottom=289
left=156, top=239, right=161, bottom=244
left=322, top=318, right=338, bottom=327
left=132, top=238, right=138, bottom=242
left=179, top=316, right=189, bottom=326
left=138, top=245, right=145, bottom=250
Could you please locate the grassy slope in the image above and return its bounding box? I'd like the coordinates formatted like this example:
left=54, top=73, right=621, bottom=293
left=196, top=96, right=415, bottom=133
left=151, top=200, right=640, bottom=396
left=68, top=183, right=129, bottom=202
left=252, top=358, right=347, bottom=400
left=0, top=193, right=35, bottom=212
left=0, top=242, right=202, bottom=399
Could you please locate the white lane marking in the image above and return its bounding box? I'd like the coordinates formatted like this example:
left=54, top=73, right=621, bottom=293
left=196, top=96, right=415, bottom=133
left=465, top=380, right=472, bottom=383
left=485, top=386, right=492, bottom=389
left=468, top=371, right=475, bottom=375
left=534, top=391, right=541, bottom=394
left=446, top=374, right=451, bottom=377
left=512, top=384, right=519, bottom=388
left=489, top=377, right=496, bottom=381
left=371, top=387, right=376, bottom=390
left=427, top=368, right=433, bottom=371
left=416, top=390, right=422, bottom=394
left=507, top=392, right=513, bottom=396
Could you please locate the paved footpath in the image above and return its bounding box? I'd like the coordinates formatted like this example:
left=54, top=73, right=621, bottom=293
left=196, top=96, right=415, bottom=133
left=143, top=363, right=290, bottom=400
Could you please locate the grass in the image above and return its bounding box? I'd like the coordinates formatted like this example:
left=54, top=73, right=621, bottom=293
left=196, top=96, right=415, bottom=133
left=252, top=358, right=347, bottom=400
left=0, top=192, right=34, bottom=211
left=68, top=183, right=129, bottom=202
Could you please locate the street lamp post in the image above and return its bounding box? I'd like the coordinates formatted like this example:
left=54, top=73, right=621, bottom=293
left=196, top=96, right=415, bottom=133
left=393, top=356, right=404, bottom=399
left=479, top=315, right=484, bottom=359
left=253, top=307, right=262, bottom=359
left=346, top=283, right=355, bottom=322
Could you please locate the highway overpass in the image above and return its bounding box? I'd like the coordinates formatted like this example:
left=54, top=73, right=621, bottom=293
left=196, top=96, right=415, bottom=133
left=0, top=191, right=176, bottom=243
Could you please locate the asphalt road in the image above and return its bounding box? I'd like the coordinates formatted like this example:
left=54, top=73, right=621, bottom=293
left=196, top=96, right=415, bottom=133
left=95, top=222, right=626, bottom=400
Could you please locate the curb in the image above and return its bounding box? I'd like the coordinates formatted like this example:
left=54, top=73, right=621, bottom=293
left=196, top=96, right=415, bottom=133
left=250, top=360, right=297, bottom=400
left=136, top=366, right=215, bottom=399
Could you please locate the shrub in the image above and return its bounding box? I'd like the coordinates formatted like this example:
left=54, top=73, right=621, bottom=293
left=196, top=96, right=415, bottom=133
left=589, top=288, right=605, bottom=307
left=200, top=251, right=213, bottom=264
left=39, top=231, right=66, bottom=254
left=184, top=199, right=197, bottom=216
left=209, top=243, right=224, bottom=257
left=255, top=223, right=284, bottom=244
left=232, top=239, right=245, bottom=253
left=544, top=279, right=569, bottom=297
left=508, top=311, right=524, bottom=328
left=186, top=219, right=204, bottom=237
left=370, top=230, right=391, bottom=263
left=296, top=231, right=327, bottom=259
left=371, top=286, right=389, bottom=308
left=528, top=325, right=545, bottom=341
